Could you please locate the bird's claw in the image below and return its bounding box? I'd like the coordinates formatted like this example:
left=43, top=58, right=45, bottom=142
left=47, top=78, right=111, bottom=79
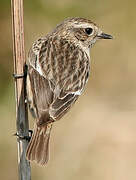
left=14, top=130, right=33, bottom=142
left=13, top=73, right=25, bottom=79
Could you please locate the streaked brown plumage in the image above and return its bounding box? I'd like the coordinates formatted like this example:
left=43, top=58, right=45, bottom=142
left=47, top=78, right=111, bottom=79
left=26, top=17, right=112, bottom=165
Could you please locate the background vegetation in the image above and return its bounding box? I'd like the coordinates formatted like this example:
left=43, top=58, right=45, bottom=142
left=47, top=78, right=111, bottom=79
left=1, top=0, right=136, bottom=179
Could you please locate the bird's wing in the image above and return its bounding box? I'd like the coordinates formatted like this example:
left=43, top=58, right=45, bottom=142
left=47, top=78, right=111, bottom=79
left=27, top=37, right=89, bottom=122
left=27, top=64, right=79, bottom=123
left=27, top=65, right=55, bottom=125
left=49, top=92, right=79, bottom=120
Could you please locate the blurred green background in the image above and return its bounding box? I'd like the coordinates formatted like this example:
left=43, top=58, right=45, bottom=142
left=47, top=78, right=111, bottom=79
left=1, top=0, right=136, bottom=179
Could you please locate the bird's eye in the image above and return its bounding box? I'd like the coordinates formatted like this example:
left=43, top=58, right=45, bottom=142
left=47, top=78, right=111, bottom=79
left=85, top=28, right=93, bottom=35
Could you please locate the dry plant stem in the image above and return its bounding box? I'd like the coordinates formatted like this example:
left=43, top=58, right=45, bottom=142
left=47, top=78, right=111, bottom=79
left=11, top=0, right=31, bottom=179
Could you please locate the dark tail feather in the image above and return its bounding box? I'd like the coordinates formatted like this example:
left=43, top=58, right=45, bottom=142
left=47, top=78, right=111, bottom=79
left=26, top=123, right=52, bottom=166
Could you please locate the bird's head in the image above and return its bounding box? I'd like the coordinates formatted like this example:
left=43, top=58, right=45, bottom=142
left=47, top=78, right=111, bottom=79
left=53, top=17, right=113, bottom=49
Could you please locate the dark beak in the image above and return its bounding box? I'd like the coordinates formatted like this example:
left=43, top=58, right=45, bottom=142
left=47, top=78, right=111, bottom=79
left=97, top=33, right=113, bottom=39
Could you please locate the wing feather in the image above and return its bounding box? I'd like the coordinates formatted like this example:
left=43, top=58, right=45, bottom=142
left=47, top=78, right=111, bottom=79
left=27, top=36, right=90, bottom=123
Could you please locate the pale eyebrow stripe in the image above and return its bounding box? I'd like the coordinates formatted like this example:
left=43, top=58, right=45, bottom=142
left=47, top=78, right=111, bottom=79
left=74, top=23, right=93, bottom=28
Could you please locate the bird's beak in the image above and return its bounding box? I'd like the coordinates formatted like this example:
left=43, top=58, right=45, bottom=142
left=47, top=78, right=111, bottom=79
left=97, top=32, right=113, bottom=39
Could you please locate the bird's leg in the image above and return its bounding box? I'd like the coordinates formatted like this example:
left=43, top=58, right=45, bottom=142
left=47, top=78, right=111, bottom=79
left=14, top=130, right=33, bottom=142
left=28, top=129, right=33, bottom=137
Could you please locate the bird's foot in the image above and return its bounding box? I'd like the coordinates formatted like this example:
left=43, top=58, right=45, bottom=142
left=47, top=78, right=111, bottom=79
left=14, top=130, right=33, bottom=142
left=13, top=64, right=28, bottom=79
left=13, top=73, right=25, bottom=79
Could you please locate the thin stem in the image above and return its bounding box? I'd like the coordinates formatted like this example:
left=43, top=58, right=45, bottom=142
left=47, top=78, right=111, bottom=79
left=11, top=0, right=31, bottom=179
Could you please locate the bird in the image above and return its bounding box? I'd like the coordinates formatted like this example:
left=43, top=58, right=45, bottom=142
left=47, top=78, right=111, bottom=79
left=26, top=17, right=112, bottom=166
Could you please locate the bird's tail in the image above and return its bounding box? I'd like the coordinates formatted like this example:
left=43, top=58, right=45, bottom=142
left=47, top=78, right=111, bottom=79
left=26, top=123, right=52, bottom=166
